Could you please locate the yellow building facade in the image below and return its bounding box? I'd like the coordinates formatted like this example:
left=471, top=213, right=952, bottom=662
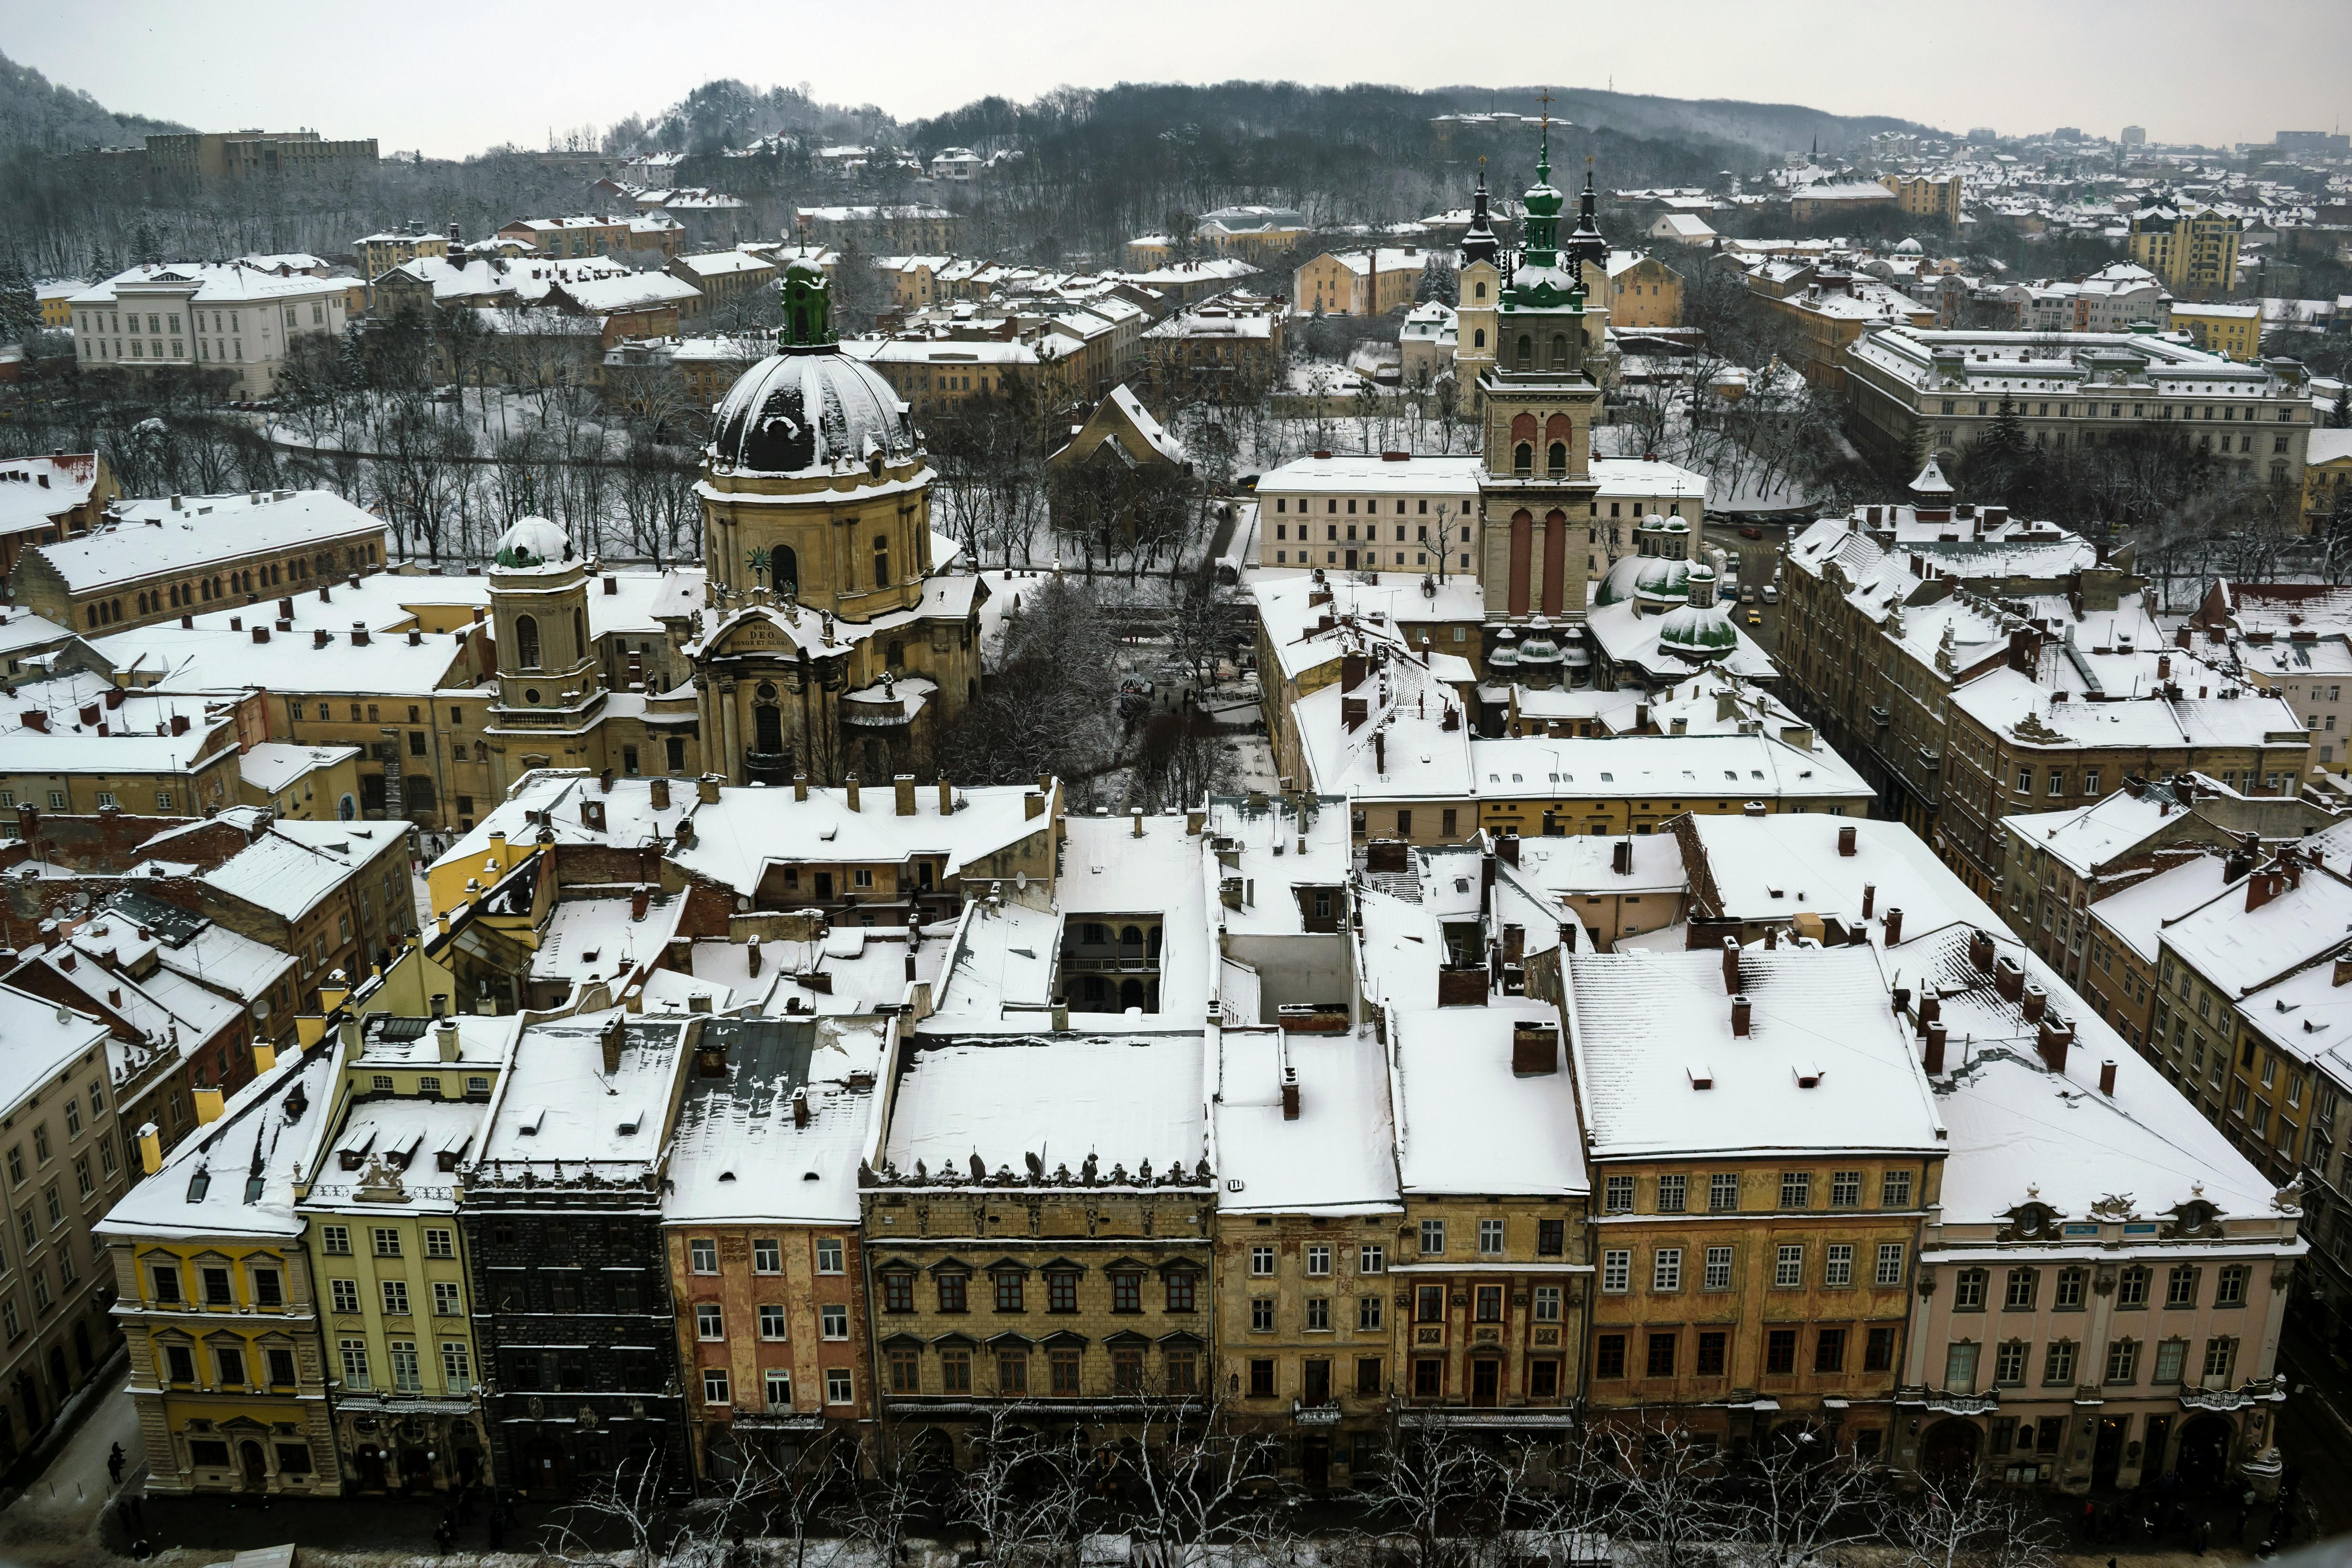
left=2129, top=207, right=2241, bottom=297
left=100, top=1050, right=347, bottom=1497
left=2171, top=302, right=2263, bottom=362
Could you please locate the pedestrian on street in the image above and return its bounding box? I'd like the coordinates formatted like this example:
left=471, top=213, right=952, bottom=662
left=109, top=1443, right=125, bottom=1486
left=2193, top=1517, right=2211, bottom=1556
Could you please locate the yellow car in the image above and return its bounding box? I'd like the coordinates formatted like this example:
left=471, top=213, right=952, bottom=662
left=1746, top=610, right=1764, bottom=626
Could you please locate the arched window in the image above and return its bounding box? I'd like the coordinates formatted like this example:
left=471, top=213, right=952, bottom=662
left=1513, top=443, right=1533, bottom=477
left=754, top=704, right=784, bottom=754
left=1515, top=335, right=1532, bottom=371
left=872, top=534, right=891, bottom=588
left=1474, top=281, right=1487, bottom=300
left=1473, top=328, right=1486, bottom=348
left=573, top=608, right=587, bottom=665
left=774, top=544, right=798, bottom=593
left=515, top=614, right=541, bottom=671
left=1551, top=334, right=1569, bottom=370
left=1547, top=441, right=1567, bottom=476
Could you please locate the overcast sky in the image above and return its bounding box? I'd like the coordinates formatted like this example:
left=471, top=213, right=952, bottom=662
left=15, top=0, right=2350, bottom=160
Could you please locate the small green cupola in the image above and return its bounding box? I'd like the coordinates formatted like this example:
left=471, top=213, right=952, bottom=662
left=782, top=251, right=834, bottom=347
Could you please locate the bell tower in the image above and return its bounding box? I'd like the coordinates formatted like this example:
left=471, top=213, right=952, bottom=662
left=1455, top=162, right=1503, bottom=402
left=1477, top=99, right=1604, bottom=636
left=486, top=516, right=605, bottom=779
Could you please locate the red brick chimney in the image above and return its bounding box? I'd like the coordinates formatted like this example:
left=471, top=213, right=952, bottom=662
left=1722, top=936, right=1741, bottom=995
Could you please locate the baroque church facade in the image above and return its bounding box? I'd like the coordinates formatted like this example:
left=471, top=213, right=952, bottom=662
left=480, top=253, right=985, bottom=797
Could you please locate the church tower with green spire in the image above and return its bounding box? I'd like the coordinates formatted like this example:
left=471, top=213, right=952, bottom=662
left=1474, top=100, right=1604, bottom=683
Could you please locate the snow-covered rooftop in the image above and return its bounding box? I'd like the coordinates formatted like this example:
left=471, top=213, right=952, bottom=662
left=880, top=1033, right=1208, bottom=1185
left=1215, top=1028, right=1397, bottom=1216
left=1567, top=944, right=1945, bottom=1160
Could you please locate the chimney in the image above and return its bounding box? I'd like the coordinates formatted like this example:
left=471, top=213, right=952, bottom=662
left=350, top=620, right=369, bottom=647
left=600, top=768, right=614, bottom=794
left=436, top=1018, right=461, bottom=1062
left=1968, top=928, right=1995, bottom=972
left=1025, top=790, right=1045, bottom=819
left=2037, top=1014, right=2075, bottom=1074
left=939, top=778, right=954, bottom=814
left=1722, top=936, right=1741, bottom=995
left=792, top=772, right=809, bottom=802
left=1861, top=882, right=1876, bottom=919
left=1731, top=994, right=1752, bottom=1037
left=1838, top=824, right=1856, bottom=857
left=137, top=1123, right=164, bottom=1176
left=1743, top=801, right=1766, bottom=818
left=793, top=1087, right=811, bottom=1128
left=1373, top=729, right=1386, bottom=774
left=171, top=713, right=189, bottom=735
left=2335, top=951, right=2352, bottom=988
left=699, top=774, right=722, bottom=803
left=1497, top=833, right=1519, bottom=868
left=1918, top=988, right=1941, bottom=1034
left=1613, top=839, right=1633, bottom=875
left=1925, top=1021, right=1948, bottom=1075
left=17, top=712, right=42, bottom=733
left=313, top=628, right=330, bottom=648
left=1634, top=700, right=1650, bottom=732
left=1133, top=808, right=1146, bottom=839
left=2246, top=868, right=2284, bottom=913
left=600, top=1014, right=626, bottom=1074
left=1884, top=906, right=1903, bottom=945
left=2099, top=1058, right=2117, bottom=1096
left=2021, top=983, right=2047, bottom=1024
left=895, top=774, right=917, bottom=816
left=2157, top=653, right=2170, bottom=681
left=1037, top=773, right=1054, bottom=797
left=1994, top=954, right=2024, bottom=1001
left=631, top=885, right=650, bottom=921
left=845, top=774, right=861, bottom=811
left=649, top=777, right=670, bottom=810
left=1512, top=1020, right=1560, bottom=1074
left=1281, top=1067, right=1301, bottom=1120
left=1341, top=653, right=1367, bottom=692
left=747, top=935, right=763, bottom=976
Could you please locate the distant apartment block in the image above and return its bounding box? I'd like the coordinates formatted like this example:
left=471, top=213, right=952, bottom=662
left=147, top=130, right=377, bottom=182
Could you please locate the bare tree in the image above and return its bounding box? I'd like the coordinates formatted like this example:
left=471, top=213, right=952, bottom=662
left=1351, top=1414, right=1502, bottom=1568
left=1122, top=1391, right=1289, bottom=1567
left=829, top=1421, right=945, bottom=1568
left=1603, top=1420, right=1734, bottom=1568
left=1889, top=1465, right=2060, bottom=1568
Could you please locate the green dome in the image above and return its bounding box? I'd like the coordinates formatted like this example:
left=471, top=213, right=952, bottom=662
left=1656, top=601, right=1738, bottom=659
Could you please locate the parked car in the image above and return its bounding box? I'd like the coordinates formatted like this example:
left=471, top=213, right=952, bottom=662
left=1761, top=586, right=1779, bottom=604
left=1739, top=587, right=1757, bottom=603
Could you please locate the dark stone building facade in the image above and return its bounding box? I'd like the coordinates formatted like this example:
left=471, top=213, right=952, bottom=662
left=461, top=1012, right=695, bottom=1497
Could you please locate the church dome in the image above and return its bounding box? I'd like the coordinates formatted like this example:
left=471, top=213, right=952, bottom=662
left=1594, top=552, right=1648, bottom=607
left=708, top=346, right=918, bottom=479
left=492, top=516, right=573, bottom=570
left=1655, top=599, right=1739, bottom=660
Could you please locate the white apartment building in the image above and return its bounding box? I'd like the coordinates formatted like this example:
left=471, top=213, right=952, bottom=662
left=1845, top=326, right=2318, bottom=489
left=69, top=263, right=352, bottom=396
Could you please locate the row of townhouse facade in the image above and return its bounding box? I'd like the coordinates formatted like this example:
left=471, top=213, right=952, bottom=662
left=92, top=792, right=2301, bottom=1504
left=1775, top=476, right=2312, bottom=899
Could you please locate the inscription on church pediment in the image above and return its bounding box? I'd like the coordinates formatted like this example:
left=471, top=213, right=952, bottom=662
left=723, top=620, right=788, bottom=651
